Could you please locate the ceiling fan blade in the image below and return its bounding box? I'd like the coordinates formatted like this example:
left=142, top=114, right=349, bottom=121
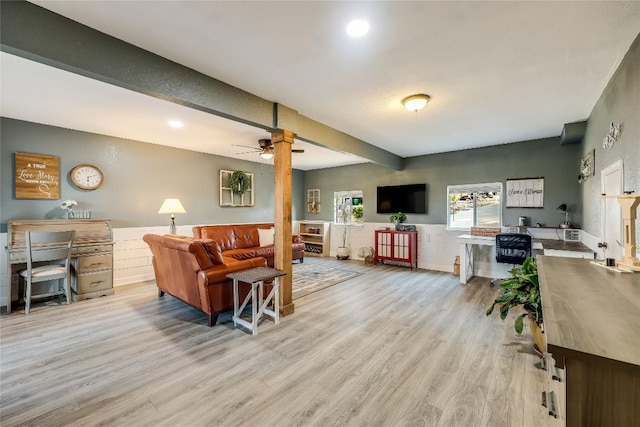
left=232, top=144, right=260, bottom=151
left=292, top=149, right=305, bottom=153
left=234, top=150, right=260, bottom=155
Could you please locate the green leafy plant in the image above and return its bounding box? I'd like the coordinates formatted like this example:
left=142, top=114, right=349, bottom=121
left=352, top=206, right=364, bottom=219
left=229, top=170, right=250, bottom=195
left=486, top=257, right=542, bottom=334
left=389, top=212, right=406, bottom=223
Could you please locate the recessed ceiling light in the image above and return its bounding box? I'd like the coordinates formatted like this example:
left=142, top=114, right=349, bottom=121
left=346, top=19, right=369, bottom=37
left=168, top=120, right=183, bottom=129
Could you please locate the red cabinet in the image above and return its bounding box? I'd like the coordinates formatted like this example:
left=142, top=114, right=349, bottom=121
left=374, top=230, right=418, bottom=270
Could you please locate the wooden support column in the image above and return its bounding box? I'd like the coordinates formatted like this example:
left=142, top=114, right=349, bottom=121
left=271, top=129, right=295, bottom=315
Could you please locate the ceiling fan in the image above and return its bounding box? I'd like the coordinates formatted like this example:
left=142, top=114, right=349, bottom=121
left=233, top=139, right=304, bottom=159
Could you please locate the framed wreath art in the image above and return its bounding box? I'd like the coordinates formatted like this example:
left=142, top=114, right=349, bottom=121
left=220, top=169, right=254, bottom=207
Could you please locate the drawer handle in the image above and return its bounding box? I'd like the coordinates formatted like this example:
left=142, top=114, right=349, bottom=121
left=541, top=391, right=547, bottom=408
left=548, top=391, right=558, bottom=418
left=90, top=281, right=104, bottom=286
left=551, top=365, right=561, bottom=382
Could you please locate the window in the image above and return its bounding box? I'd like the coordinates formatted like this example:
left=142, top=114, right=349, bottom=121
left=334, top=191, right=364, bottom=224
left=447, top=182, right=502, bottom=230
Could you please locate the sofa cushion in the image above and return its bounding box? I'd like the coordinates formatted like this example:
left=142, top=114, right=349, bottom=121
left=223, top=248, right=258, bottom=260
left=200, top=227, right=236, bottom=251
left=255, top=246, right=275, bottom=259
left=234, top=225, right=261, bottom=249
left=257, top=227, right=275, bottom=247
left=202, top=240, right=225, bottom=265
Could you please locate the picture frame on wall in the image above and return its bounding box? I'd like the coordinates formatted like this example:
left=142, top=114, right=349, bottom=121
left=506, top=177, right=544, bottom=208
left=579, top=149, right=595, bottom=183
left=14, top=152, right=60, bottom=199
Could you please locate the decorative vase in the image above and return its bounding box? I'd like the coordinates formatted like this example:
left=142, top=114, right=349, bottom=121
left=528, top=316, right=545, bottom=357
left=337, top=247, right=350, bottom=260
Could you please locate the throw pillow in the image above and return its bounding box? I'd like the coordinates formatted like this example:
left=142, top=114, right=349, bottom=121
left=257, top=227, right=275, bottom=247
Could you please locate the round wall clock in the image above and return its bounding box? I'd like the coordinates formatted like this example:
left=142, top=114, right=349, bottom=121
left=70, top=164, right=104, bottom=190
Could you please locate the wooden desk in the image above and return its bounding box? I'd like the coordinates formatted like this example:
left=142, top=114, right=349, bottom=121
left=538, top=256, right=640, bottom=426
left=456, top=234, right=594, bottom=284
left=6, top=219, right=114, bottom=313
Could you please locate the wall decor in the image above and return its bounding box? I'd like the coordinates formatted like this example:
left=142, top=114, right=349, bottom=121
left=578, top=149, right=595, bottom=184
left=229, top=170, right=250, bottom=195
left=602, top=122, right=621, bottom=149
left=14, top=152, right=60, bottom=199
left=220, top=169, right=254, bottom=207
left=506, top=177, right=544, bottom=208
left=70, top=164, right=104, bottom=190
left=307, top=189, right=320, bottom=214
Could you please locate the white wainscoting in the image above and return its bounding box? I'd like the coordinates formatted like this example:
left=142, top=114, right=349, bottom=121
left=2, top=222, right=607, bottom=308
left=327, top=222, right=462, bottom=273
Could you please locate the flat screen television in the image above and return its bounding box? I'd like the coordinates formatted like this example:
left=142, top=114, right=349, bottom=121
left=377, top=183, right=426, bottom=214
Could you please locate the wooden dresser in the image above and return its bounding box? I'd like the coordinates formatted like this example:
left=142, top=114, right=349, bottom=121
left=537, top=255, right=640, bottom=426
left=6, top=219, right=114, bottom=312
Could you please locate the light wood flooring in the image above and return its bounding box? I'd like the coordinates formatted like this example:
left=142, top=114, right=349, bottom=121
left=1, top=258, right=548, bottom=426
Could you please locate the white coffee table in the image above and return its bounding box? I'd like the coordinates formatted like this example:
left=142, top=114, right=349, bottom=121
left=226, top=267, right=285, bottom=335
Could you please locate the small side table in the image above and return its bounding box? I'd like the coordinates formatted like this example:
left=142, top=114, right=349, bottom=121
left=226, top=267, right=286, bottom=335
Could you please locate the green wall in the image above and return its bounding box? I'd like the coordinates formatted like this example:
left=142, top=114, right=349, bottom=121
left=0, top=118, right=305, bottom=230
left=304, top=137, right=581, bottom=228
left=581, top=32, right=640, bottom=238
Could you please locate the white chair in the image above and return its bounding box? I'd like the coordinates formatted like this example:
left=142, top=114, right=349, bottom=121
left=19, top=230, right=75, bottom=314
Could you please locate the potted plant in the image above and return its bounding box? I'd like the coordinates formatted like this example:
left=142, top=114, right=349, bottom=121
left=389, top=212, right=406, bottom=230
left=486, top=257, right=544, bottom=356
left=352, top=206, right=364, bottom=223
left=336, top=206, right=351, bottom=260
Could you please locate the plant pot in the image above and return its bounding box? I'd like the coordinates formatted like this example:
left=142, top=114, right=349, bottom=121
left=337, top=247, right=350, bottom=260
left=528, top=316, right=544, bottom=357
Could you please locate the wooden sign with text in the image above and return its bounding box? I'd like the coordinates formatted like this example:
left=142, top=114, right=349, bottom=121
left=15, top=152, right=60, bottom=199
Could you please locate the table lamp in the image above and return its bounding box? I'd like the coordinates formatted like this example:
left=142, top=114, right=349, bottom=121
left=158, top=198, right=186, bottom=234
left=556, top=203, right=571, bottom=228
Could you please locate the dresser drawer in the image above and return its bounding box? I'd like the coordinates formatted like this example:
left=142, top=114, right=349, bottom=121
left=9, top=252, right=26, bottom=262
left=75, top=271, right=112, bottom=294
left=76, top=245, right=113, bottom=255
left=76, top=254, right=112, bottom=273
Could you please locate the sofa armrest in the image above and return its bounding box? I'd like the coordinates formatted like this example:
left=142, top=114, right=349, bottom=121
left=293, top=235, right=301, bottom=244
left=198, top=257, right=268, bottom=286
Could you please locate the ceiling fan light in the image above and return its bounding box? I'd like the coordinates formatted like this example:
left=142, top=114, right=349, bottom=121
left=402, top=94, right=430, bottom=112
left=260, top=150, right=274, bottom=160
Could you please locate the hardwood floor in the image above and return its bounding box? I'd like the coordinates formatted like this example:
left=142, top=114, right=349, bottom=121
left=0, top=258, right=548, bottom=426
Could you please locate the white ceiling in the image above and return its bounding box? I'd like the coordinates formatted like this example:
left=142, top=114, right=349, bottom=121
left=2, top=1, right=639, bottom=170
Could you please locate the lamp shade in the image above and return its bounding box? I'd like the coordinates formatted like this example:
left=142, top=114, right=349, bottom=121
left=556, top=204, right=567, bottom=213
left=158, top=199, right=186, bottom=215
left=402, top=94, right=431, bottom=112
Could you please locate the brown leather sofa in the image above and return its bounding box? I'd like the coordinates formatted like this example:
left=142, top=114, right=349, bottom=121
left=143, top=234, right=267, bottom=326
left=192, top=223, right=305, bottom=266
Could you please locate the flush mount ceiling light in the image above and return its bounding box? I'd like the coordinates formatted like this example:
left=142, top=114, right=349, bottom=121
left=167, top=119, right=183, bottom=129
left=402, top=94, right=431, bottom=112
left=346, top=19, right=369, bottom=37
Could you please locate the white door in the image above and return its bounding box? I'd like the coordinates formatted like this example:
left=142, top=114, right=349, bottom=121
left=601, top=160, right=623, bottom=260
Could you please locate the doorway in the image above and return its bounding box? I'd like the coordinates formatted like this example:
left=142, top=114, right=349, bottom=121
left=601, top=160, right=623, bottom=260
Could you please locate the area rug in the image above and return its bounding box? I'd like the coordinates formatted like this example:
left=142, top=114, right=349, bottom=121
left=292, top=263, right=363, bottom=299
